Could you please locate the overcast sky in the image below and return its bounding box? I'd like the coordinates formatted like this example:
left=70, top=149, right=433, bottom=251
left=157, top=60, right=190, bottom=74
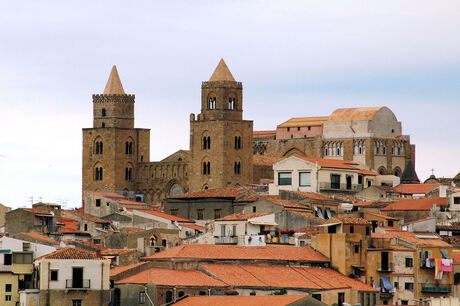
left=1, top=1, right=459, bottom=209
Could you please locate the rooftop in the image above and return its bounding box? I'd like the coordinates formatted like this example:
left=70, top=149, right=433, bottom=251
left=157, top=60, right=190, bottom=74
left=36, top=247, right=100, bottom=260
left=134, top=209, right=192, bottom=223
left=328, top=106, right=384, bottom=121
left=326, top=217, right=370, bottom=225
left=365, top=212, right=399, bottom=221
left=253, top=130, right=276, bottom=139
left=371, top=230, right=451, bottom=247
left=65, top=210, right=112, bottom=223
left=21, top=208, right=53, bottom=216
left=19, top=232, right=59, bottom=244
left=216, top=213, right=271, bottom=221
left=101, top=248, right=138, bottom=256
left=143, top=244, right=328, bottom=262
left=174, top=295, right=311, bottom=306
left=110, top=262, right=146, bottom=277
left=393, top=184, right=440, bottom=194
left=169, top=187, right=248, bottom=200
left=208, top=59, right=235, bottom=82
left=381, top=198, right=446, bottom=211
left=292, top=155, right=360, bottom=170
left=116, top=268, right=227, bottom=287
left=277, top=116, right=329, bottom=128
left=103, top=65, right=125, bottom=95
left=200, top=264, right=376, bottom=292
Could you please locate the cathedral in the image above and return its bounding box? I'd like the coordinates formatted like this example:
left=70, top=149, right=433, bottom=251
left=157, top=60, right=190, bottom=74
left=82, top=60, right=415, bottom=205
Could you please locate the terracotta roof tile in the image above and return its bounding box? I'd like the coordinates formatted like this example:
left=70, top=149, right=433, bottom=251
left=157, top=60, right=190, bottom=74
left=143, top=244, right=328, bottom=262
left=116, top=268, right=227, bottom=287
left=110, top=262, right=146, bottom=277
left=393, top=184, right=440, bottom=194
left=20, top=232, right=59, bottom=244
left=65, top=210, right=111, bottom=223
left=327, top=217, right=370, bottom=225
left=37, top=247, right=100, bottom=260
left=277, top=116, right=329, bottom=128
left=292, top=156, right=360, bottom=170
left=121, top=227, right=145, bottom=233
left=404, top=217, right=435, bottom=225
left=382, top=198, right=446, bottom=211
left=200, top=264, right=376, bottom=292
left=358, top=169, right=379, bottom=176
left=134, top=209, right=192, bottom=222
left=328, top=106, right=384, bottom=121
left=174, top=295, right=308, bottom=306
left=101, top=248, right=138, bottom=256
left=61, top=227, right=91, bottom=235
left=365, top=212, right=399, bottom=221
left=170, top=187, right=248, bottom=199
left=295, top=226, right=323, bottom=235
left=253, top=130, right=276, bottom=139
left=286, top=211, right=326, bottom=224
left=353, top=201, right=391, bottom=208
left=372, top=230, right=451, bottom=247
left=22, top=208, right=53, bottom=216
left=216, top=213, right=271, bottom=221
left=284, top=190, right=337, bottom=203
left=179, top=223, right=205, bottom=231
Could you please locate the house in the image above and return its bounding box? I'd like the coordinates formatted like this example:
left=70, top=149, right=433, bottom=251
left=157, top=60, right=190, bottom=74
left=213, top=213, right=276, bottom=246
left=62, top=210, right=114, bottom=236
left=141, top=244, right=329, bottom=270
left=403, top=217, right=436, bottom=233
left=164, top=188, right=251, bottom=221
left=0, top=235, right=56, bottom=305
left=447, top=187, right=460, bottom=212
left=356, top=185, right=398, bottom=202
left=174, top=295, right=321, bottom=306
left=363, top=212, right=399, bottom=232
left=199, top=264, right=377, bottom=305
left=84, top=191, right=151, bottom=218
left=114, top=268, right=229, bottom=305
left=393, top=183, right=441, bottom=199
left=101, top=248, right=140, bottom=267
left=279, top=190, right=339, bottom=219
left=381, top=198, right=447, bottom=223
left=453, top=251, right=460, bottom=297
left=33, top=247, right=111, bottom=306
left=268, top=156, right=378, bottom=197
left=5, top=208, right=58, bottom=236
left=12, top=232, right=60, bottom=248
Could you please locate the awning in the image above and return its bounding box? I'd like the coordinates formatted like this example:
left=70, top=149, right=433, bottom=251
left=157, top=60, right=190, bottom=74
left=380, top=277, right=393, bottom=291
left=249, top=221, right=278, bottom=226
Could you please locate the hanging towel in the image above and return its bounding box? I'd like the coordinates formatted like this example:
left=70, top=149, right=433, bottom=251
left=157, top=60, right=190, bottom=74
left=440, top=259, right=453, bottom=272
left=426, top=258, right=431, bottom=268
left=435, top=258, right=441, bottom=277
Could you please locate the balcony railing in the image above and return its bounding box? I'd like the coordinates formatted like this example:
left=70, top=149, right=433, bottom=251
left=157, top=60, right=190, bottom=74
left=377, top=263, right=394, bottom=273
left=65, top=279, right=90, bottom=289
left=215, top=236, right=238, bottom=245
left=421, top=285, right=451, bottom=293
left=319, top=182, right=363, bottom=192
left=379, top=291, right=394, bottom=298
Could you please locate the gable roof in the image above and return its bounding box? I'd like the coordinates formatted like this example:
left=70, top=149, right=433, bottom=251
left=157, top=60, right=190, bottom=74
left=365, top=212, right=399, bottom=221
left=110, top=262, right=147, bottom=277
left=328, top=106, right=384, bottom=121
left=116, top=268, right=227, bottom=287
left=65, top=210, right=111, bottom=223
left=371, top=230, right=450, bottom=247
left=174, top=295, right=312, bottom=306
left=19, top=232, right=59, bottom=245
left=134, top=209, right=192, bottom=223
left=36, top=247, right=100, bottom=260
left=277, top=116, right=329, bottom=128
left=216, top=213, right=271, bottom=221
left=200, top=264, right=376, bottom=292
left=21, top=208, right=53, bottom=216
left=143, top=244, right=328, bottom=262
left=381, top=198, right=446, bottom=211
left=393, top=184, right=439, bottom=195
left=253, top=130, right=276, bottom=139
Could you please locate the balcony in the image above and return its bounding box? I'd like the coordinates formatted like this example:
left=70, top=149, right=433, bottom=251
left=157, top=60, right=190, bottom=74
left=215, top=236, right=238, bottom=245
left=65, top=279, right=91, bottom=289
left=377, top=263, right=394, bottom=273
left=421, top=285, right=451, bottom=293
left=379, top=291, right=394, bottom=298
left=319, top=182, right=363, bottom=192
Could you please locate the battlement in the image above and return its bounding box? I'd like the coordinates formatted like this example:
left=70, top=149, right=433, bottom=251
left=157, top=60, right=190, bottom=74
left=201, top=81, right=242, bottom=89
left=92, top=94, right=135, bottom=104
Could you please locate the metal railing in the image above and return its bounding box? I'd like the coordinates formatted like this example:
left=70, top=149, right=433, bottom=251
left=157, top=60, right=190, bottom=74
left=319, top=182, right=363, bottom=191
left=65, top=279, right=90, bottom=289
left=215, top=236, right=238, bottom=244
left=421, top=285, right=451, bottom=293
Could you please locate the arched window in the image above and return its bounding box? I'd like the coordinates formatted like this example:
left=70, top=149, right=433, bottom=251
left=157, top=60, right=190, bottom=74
left=166, top=291, right=173, bottom=303
left=378, top=167, right=386, bottom=175
left=95, top=167, right=103, bottom=181
left=208, top=97, right=216, bottom=110
left=202, top=136, right=210, bottom=150
left=125, top=167, right=132, bottom=181
left=125, top=140, right=134, bottom=154
left=394, top=168, right=401, bottom=177
left=150, top=237, right=156, bottom=247
left=234, top=136, right=241, bottom=150
left=102, top=108, right=106, bottom=117
left=228, top=97, right=236, bottom=110
left=234, top=162, right=241, bottom=175
left=101, top=122, right=105, bottom=128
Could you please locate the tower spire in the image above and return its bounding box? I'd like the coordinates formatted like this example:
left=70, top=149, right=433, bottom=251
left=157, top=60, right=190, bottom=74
left=209, top=59, right=235, bottom=82
left=103, top=65, right=125, bottom=95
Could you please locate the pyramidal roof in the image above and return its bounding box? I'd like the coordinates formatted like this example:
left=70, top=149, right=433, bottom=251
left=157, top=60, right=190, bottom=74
left=209, top=59, right=235, bottom=82
left=104, top=65, right=125, bottom=95
left=400, top=160, right=420, bottom=184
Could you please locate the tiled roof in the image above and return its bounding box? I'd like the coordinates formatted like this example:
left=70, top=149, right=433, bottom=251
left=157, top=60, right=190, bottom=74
left=22, top=208, right=52, bottom=216
left=371, top=230, right=451, bottom=247
left=216, top=213, right=271, bottom=221
left=328, top=106, right=384, bottom=121
left=253, top=155, right=283, bottom=166
left=295, top=226, right=323, bottom=235
left=442, top=236, right=460, bottom=246
left=179, top=223, right=205, bottom=231
left=284, top=190, right=337, bottom=203
left=326, top=217, right=370, bottom=225
left=353, top=201, right=391, bottom=208
left=381, top=198, right=446, bottom=211
left=200, top=264, right=376, bottom=292
left=293, top=156, right=360, bottom=170
left=67, top=240, right=106, bottom=251
left=253, top=130, right=276, bottom=139
left=358, top=169, right=379, bottom=176
left=37, top=247, right=100, bottom=260
left=121, top=227, right=145, bottom=233
left=20, top=232, right=59, bottom=244
left=61, top=227, right=91, bottom=235
left=277, top=116, right=329, bottom=128
left=404, top=217, right=435, bottom=225
left=134, top=209, right=192, bottom=223
left=116, top=268, right=227, bottom=287
left=143, top=244, right=328, bottom=262
left=101, top=248, right=137, bottom=256
left=174, top=295, right=309, bottom=306
left=286, top=211, right=326, bottom=224
left=169, top=187, right=248, bottom=199
left=110, top=262, right=146, bottom=277
left=365, top=212, right=399, bottom=221
left=65, top=210, right=111, bottom=223
left=393, top=184, right=440, bottom=194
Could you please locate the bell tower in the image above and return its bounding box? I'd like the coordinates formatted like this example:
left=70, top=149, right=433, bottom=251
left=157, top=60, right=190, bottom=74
left=189, top=59, right=253, bottom=192
left=82, top=66, right=150, bottom=206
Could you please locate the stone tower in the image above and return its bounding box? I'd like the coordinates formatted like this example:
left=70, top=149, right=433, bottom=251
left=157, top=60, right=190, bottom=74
left=82, top=66, right=150, bottom=202
left=189, top=59, right=253, bottom=191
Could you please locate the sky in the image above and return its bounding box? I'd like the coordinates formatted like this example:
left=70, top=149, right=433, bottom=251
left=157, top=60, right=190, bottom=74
left=0, top=1, right=459, bottom=209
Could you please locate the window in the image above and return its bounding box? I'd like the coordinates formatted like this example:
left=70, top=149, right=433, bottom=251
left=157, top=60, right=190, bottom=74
left=101, top=122, right=105, bottom=127
left=350, top=226, right=354, bottom=234
left=95, top=141, right=103, bottom=155
left=95, top=167, right=103, bottom=181
left=366, top=227, right=370, bottom=236
left=358, top=175, right=363, bottom=185
left=404, top=282, right=414, bottom=290
left=4, top=254, right=12, bottom=265
left=208, top=97, right=216, bottom=109
left=178, top=291, right=185, bottom=298
left=354, top=244, right=359, bottom=253
left=203, top=136, right=211, bottom=150
left=125, top=167, right=133, bottom=181
left=278, top=172, right=292, bottom=185
left=13, top=252, right=33, bottom=264
left=139, top=291, right=146, bottom=304
left=220, top=225, right=226, bottom=237
left=5, top=284, right=11, bottom=292
left=170, top=209, right=178, bottom=216
left=232, top=225, right=237, bottom=237
left=454, top=197, right=460, bottom=204
left=312, top=294, right=321, bottom=301
left=51, top=270, right=58, bottom=281
left=214, top=209, right=221, bottom=219
left=197, top=209, right=204, bottom=220
left=299, top=172, right=311, bottom=186
left=162, top=239, right=167, bottom=247
left=331, top=174, right=341, bottom=189
left=5, top=296, right=11, bottom=301
left=299, top=241, right=305, bottom=247
left=125, top=141, right=133, bottom=154
left=228, top=97, right=236, bottom=109
left=234, top=136, right=241, bottom=149
left=388, top=220, right=393, bottom=227
left=252, top=206, right=256, bottom=213
left=402, top=301, right=409, bottom=305
left=95, top=199, right=101, bottom=207
left=405, top=258, right=413, bottom=267
left=234, top=162, right=241, bottom=175
left=102, top=108, right=106, bottom=116
left=203, top=162, right=210, bottom=175
left=84, top=224, right=88, bottom=231
left=394, top=282, right=399, bottom=289
left=72, top=300, right=82, bottom=306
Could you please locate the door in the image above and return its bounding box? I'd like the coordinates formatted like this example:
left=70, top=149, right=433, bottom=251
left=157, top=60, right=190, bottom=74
left=72, top=267, right=83, bottom=288
left=338, top=292, right=345, bottom=306
left=346, top=176, right=352, bottom=190
left=381, top=252, right=389, bottom=271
